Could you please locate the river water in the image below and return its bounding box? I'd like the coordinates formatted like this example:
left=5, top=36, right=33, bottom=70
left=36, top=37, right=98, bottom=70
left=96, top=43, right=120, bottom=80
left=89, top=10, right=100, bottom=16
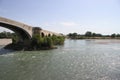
left=0, top=39, right=120, bottom=80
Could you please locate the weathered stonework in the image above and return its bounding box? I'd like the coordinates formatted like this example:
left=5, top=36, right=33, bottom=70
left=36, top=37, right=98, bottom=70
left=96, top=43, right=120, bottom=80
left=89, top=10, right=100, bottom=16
left=0, top=17, right=33, bottom=39
left=33, top=27, right=61, bottom=37
left=0, top=17, right=61, bottom=40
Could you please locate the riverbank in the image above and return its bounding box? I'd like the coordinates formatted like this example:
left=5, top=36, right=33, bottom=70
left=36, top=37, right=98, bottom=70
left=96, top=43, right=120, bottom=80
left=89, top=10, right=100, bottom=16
left=0, top=39, right=12, bottom=45
left=67, top=32, right=120, bottom=40
left=68, top=37, right=120, bottom=39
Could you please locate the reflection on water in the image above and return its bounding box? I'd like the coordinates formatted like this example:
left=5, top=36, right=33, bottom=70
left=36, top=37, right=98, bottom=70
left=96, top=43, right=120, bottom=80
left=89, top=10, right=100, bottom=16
left=0, top=39, right=120, bottom=80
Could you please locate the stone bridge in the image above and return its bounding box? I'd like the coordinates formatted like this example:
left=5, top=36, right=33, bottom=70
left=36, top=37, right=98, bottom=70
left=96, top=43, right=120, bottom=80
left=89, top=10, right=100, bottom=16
left=0, top=17, right=61, bottom=40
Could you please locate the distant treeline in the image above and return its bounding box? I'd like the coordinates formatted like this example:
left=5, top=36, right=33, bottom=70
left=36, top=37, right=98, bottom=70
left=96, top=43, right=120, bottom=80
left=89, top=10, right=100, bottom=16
left=0, top=31, right=19, bottom=43
left=0, top=31, right=15, bottom=38
left=67, top=31, right=120, bottom=39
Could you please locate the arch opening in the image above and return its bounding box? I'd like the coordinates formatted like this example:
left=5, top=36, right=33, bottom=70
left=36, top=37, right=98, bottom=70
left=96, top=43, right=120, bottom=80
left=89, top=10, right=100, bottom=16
left=48, top=34, right=51, bottom=37
left=41, top=32, right=45, bottom=37
left=0, top=22, right=32, bottom=41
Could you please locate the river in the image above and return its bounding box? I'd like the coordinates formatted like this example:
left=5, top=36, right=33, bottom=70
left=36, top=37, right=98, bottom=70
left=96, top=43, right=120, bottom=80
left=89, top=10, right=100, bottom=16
left=0, top=39, right=120, bottom=80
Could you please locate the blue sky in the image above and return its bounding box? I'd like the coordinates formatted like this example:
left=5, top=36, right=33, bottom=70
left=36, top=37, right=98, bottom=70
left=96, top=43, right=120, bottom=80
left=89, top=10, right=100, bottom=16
left=0, top=0, right=120, bottom=34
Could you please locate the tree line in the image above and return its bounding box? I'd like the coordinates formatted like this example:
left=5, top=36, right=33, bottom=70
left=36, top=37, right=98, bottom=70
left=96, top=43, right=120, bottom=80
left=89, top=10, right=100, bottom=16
left=0, top=31, right=19, bottom=43
left=0, top=31, right=15, bottom=38
left=67, top=31, right=120, bottom=39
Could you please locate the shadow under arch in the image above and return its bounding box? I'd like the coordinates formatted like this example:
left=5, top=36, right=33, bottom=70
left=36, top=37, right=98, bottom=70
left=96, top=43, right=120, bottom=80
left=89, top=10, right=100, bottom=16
left=48, top=34, right=51, bottom=37
left=41, top=32, right=45, bottom=37
left=0, top=22, right=32, bottom=40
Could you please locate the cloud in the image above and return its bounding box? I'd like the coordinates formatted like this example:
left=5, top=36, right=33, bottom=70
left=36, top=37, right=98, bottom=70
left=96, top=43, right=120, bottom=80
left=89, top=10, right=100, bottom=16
left=42, top=22, right=80, bottom=28
left=60, top=22, right=79, bottom=27
left=42, top=22, right=56, bottom=27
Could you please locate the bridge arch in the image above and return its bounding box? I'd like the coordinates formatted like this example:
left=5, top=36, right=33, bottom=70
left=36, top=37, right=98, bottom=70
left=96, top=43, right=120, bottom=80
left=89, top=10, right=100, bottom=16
left=0, top=17, right=33, bottom=41
left=48, top=34, right=51, bottom=37
left=41, top=32, right=45, bottom=37
left=0, top=23, right=31, bottom=40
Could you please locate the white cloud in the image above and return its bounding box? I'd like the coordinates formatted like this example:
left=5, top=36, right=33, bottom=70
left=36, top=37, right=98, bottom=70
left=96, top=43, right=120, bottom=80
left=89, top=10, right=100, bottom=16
left=42, top=22, right=80, bottom=28
left=40, top=22, right=82, bottom=34
left=42, top=22, right=56, bottom=27
left=60, top=22, right=79, bottom=27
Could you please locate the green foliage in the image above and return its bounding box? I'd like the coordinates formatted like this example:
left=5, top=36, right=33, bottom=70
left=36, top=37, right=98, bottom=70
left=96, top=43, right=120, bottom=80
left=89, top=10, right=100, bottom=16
left=31, top=34, right=65, bottom=50
left=85, top=31, right=92, bottom=37
left=12, top=34, right=19, bottom=44
left=111, top=33, right=116, bottom=38
left=0, top=31, right=20, bottom=44
left=116, top=34, right=120, bottom=37
left=0, top=31, right=12, bottom=38
left=31, top=34, right=43, bottom=49
left=67, top=31, right=118, bottom=39
left=46, top=37, right=53, bottom=47
left=51, top=35, right=65, bottom=45
left=67, top=33, right=78, bottom=39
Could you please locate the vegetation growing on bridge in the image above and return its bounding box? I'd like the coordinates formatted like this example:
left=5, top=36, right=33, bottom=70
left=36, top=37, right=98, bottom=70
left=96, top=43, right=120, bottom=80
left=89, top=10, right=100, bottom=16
left=31, top=34, right=65, bottom=50
left=2, top=31, right=65, bottom=51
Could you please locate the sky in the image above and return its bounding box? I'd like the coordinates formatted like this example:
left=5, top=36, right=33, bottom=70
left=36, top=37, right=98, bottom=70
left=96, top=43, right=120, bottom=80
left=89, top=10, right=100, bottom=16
left=0, top=0, right=120, bottom=35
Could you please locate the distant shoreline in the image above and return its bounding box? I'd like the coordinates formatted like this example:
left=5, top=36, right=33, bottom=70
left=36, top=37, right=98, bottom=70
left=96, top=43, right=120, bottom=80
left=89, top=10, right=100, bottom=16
left=0, top=39, right=12, bottom=45
left=67, top=37, right=120, bottom=40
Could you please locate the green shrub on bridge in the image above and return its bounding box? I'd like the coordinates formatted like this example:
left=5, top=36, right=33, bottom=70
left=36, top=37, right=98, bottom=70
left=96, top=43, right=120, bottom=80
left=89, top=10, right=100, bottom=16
left=51, top=35, right=65, bottom=45
left=31, top=34, right=65, bottom=50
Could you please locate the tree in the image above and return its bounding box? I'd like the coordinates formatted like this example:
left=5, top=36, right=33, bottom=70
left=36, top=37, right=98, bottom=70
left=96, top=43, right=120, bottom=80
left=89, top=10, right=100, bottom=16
left=71, top=33, right=77, bottom=39
left=67, top=33, right=78, bottom=39
left=46, top=37, right=53, bottom=47
left=95, top=33, right=102, bottom=37
left=111, top=33, right=116, bottom=38
left=116, top=34, right=120, bottom=37
left=85, top=31, right=92, bottom=37
left=92, top=33, right=96, bottom=37
left=67, top=33, right=72, bottom=37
